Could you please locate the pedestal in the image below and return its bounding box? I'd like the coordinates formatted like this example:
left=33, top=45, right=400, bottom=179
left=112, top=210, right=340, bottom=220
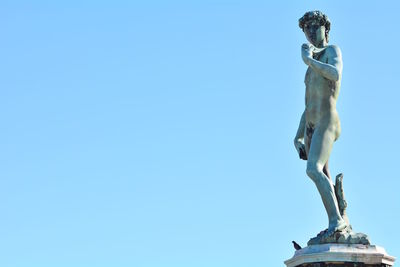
left=284, top=244, right=395, bottom=267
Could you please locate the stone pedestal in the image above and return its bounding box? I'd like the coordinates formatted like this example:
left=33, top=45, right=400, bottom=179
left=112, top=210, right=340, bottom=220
left=284, top=244, right=395, bottom=267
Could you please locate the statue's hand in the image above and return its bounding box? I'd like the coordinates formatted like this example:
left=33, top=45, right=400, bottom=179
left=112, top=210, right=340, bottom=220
left=301, top=43, right=314, bottom=65
left=294, top=140, right=307, bottom=160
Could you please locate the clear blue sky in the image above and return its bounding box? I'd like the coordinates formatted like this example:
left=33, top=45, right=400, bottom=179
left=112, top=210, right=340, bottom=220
left=1, top=1, right=399, bottom=266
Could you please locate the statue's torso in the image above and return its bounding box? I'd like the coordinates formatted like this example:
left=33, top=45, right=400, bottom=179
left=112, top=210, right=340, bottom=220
left=304, top=47, right=341, bottom=132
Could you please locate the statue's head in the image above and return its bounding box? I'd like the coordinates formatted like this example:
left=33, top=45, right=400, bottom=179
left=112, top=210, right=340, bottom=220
left=299, top=11, right=331, bottom=46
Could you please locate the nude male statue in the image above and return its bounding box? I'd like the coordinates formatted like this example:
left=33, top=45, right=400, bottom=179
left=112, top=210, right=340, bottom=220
left=294, top=11, right=348, bottom=237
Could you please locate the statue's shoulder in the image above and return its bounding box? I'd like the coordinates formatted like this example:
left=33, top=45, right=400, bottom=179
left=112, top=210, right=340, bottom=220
left=325, top=45, right=342, bottom=58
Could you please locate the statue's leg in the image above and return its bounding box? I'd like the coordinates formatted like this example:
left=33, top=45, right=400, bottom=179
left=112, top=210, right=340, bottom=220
left=323, top=160, right=331, bottom=180
left=304, top=124, right=312, bottom=156
left=306, top=124, right=346, bottom=232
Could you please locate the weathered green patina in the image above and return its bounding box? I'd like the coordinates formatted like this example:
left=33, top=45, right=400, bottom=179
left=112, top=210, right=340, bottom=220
left=294, top=11, right=370, bottom=245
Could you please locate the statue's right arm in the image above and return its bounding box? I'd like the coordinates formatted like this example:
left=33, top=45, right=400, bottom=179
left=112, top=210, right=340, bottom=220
left=294, top=111, right=306, bottom=143
left=294, top=111, right=307, bottom=160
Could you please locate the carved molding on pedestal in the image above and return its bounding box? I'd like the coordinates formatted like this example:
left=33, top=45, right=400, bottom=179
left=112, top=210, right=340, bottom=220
left=285, top=244, right=395, bottom=267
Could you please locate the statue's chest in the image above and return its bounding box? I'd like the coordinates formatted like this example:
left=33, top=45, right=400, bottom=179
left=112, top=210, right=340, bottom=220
left=305, top=67, right=322, bottom=86
left=305, top=51, right=329, bottom=84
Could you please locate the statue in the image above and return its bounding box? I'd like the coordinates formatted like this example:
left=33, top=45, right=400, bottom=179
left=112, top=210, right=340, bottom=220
left=294, top=11, right=369, bottom=245
left=285, top=11, right=395, bottom=267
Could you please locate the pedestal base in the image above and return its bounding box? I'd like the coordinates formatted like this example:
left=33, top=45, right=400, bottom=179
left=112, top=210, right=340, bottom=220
left=284, top=244, right=395, bottom=267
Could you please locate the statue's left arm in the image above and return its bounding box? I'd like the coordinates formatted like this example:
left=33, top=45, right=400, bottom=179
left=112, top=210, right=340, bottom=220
left=302, top=44, right=343, bottom=82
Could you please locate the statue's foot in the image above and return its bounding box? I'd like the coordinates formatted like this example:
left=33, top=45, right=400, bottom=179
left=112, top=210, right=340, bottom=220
left=307, top=223, right=371, bottom=246
left=321, top=219, right=348, bottom=239
left=330, top=219, right=348, bottom=232
left=308, top=221, right=348, bottom=246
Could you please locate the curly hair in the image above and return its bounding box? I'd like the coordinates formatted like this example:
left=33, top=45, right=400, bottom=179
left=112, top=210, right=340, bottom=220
left=299, top=11, right=331, bottom=43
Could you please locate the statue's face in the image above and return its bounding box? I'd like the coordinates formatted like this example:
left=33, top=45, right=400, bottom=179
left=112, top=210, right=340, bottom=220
left=304, top=21, right=326, bottom=47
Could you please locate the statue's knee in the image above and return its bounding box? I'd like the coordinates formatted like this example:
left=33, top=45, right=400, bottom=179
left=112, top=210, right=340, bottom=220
left=306, top=163, right=322, bottom=182
left=306, top=166, right=316, bottom=180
